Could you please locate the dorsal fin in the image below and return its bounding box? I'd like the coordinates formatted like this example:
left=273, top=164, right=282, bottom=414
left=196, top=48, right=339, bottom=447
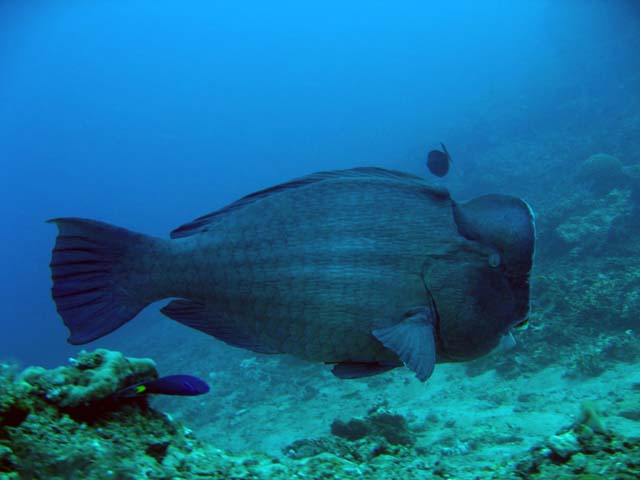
left=170, top=167, right=449, bottom=239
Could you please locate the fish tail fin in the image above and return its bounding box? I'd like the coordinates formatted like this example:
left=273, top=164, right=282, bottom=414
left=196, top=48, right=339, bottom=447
left=48, top=218, right=163, bottom=345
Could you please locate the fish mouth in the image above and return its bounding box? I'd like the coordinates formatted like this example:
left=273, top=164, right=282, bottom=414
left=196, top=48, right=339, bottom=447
left=513, top=316, right=530, bottom=331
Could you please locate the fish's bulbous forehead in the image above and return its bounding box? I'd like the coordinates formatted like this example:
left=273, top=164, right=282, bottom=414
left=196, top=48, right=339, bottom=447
left=451, top=194, right=535, bottom=276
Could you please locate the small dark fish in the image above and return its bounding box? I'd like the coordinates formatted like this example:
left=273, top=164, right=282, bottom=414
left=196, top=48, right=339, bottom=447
left=427, top=142, right=452, bottom=177
left=116, top=374, right=210, bottom=398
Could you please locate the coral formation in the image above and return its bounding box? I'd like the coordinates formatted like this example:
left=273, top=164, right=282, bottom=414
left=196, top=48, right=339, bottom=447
left=0, top=350, right=279, bottom=479
left=576, top=153, right=626, bottom=195
left=285, top=403, right=416, bottom=463
left=21, top=348, right=157, bottom=408
left=330, top=404, right=415, bottom=446
left=554, top=188, right=631, bottom=253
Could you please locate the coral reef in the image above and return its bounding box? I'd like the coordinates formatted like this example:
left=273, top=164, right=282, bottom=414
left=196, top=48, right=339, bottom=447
left=0, top=350, right=280, bottom=480
left=1, top=350, right=639, bottom=479
left=554, top=188, right=631, bottom=253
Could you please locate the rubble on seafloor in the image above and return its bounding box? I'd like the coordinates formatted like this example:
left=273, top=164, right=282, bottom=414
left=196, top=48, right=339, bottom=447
left=1, top=349, right=639, bottom=479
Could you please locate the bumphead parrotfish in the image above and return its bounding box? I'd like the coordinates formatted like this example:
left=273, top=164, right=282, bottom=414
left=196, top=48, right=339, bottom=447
left=48, top=167, right=535, bottom=382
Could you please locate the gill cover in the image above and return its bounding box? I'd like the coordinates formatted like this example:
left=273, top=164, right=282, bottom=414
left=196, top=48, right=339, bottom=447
left=426, top=194, right=535, bottom=361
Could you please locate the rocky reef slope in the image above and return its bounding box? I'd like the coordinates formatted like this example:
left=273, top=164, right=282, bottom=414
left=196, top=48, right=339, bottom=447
left=1, top=349, right=639, bottom=479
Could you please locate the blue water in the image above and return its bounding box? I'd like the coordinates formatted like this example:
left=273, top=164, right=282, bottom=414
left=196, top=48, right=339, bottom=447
left=1, top=1, right=638, bottom=367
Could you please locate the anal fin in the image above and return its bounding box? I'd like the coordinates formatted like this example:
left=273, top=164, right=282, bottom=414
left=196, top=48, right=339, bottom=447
left=160, top=299, right=276, bottom=354
left=373, top=306, right=438, bottom=382
left=331, top=362, right=399, bottom=379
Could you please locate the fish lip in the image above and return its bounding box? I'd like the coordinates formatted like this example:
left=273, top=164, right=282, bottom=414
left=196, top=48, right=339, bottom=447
left=510, top=311, right=530, bottom=331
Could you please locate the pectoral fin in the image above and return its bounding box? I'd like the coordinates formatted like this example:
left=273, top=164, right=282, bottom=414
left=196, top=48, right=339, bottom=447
left=373, top=306, right=437, bottom=382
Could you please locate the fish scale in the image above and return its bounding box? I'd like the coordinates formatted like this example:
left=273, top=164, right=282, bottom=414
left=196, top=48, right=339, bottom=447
left=153, top=178, right=448, bottom=361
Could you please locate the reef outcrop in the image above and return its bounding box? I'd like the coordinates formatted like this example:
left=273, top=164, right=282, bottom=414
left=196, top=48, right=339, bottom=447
left=2, top=350, right=639, bottom=479
left=0, top=350, right=275, bottom=479
left=513, top=403, right=640, bottom=479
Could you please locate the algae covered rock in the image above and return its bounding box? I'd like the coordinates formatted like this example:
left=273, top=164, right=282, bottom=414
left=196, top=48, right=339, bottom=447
left=0, top=368, right=29, bottom=431
left=564, top=332, right=640, bottom=379
left=547, top=430, right=580, bottom=460
left=554, top=188, right=632, bottom=253
left=625, top=163, right=640, bottom=225
left=285, top=403, right=416, bottom=465
left=19, top=348, right=157, bottom=408
left=514, top=402, right=640, bottom=479
left=331, top=404, right=415, bottom=447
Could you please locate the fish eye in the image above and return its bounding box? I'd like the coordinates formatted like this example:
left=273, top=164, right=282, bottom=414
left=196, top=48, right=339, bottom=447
left=514, top=318, right=529, bottom=331
left=488, top=252, right=501, bottom=268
